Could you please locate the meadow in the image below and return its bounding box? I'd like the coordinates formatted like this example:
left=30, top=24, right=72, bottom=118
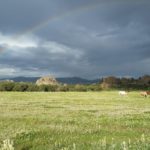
left=0, top=91, right=150, bottom=150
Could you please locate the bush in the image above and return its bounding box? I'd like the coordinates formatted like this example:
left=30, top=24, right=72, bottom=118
left=27, top=84, right=39, bottom=91
left=13, top=83, right=29, bottom=91
left=87, top=84, right=102, bottom=91
left=0, top=82, right=15, bottom=91
left=56, top=85, right=69, bottom=92
left=74, top=84, right=87, bottom=92
left=38, top=85, right=58, bottom=92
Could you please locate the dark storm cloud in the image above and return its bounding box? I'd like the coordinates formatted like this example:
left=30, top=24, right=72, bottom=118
left=0, top=0, right=150, bottom=78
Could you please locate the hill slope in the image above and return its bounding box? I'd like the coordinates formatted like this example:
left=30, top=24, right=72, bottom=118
left=0, top=76, right=100, bottom=84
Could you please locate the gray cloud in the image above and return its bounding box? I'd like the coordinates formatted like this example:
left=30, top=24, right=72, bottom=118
left=0, top=0, right=150, bottom=78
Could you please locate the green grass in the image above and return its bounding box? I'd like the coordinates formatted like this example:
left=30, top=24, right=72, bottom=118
left=0, top=91, right=150, bottom=150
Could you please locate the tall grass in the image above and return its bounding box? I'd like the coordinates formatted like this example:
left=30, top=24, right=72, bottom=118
left=0, top=92, right=149, bottom=149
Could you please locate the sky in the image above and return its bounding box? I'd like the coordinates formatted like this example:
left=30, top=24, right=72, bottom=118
left=0, top=0, right=150, bottom=79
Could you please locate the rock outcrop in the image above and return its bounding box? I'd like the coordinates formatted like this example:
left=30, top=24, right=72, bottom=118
left=36, top=76, right=58, bottom=86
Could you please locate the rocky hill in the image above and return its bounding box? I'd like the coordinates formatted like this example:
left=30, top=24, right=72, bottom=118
left=36, top=76, right=59, bottom=86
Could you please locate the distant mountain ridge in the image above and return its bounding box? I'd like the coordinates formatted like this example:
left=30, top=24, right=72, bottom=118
left=0, top=76, right=100, bottom=84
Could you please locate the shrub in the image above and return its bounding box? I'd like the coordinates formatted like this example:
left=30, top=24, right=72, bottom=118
left=56, top=85, right=69, bottom=92
left=13, top=83, right=29, bottom=91
left=38, top=85, right=58, bottom=92
left=27, top=84, right=39, bottom=91
left=74, top=84, right=87, bottom=92
left=0, top=82, right=15, bottom=91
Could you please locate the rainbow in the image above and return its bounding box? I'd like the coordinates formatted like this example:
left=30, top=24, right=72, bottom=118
left=0, top=1, right=101, bottom=52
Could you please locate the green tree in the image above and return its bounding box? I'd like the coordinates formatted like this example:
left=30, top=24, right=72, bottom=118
left=0, top=82, right=15, bottom=91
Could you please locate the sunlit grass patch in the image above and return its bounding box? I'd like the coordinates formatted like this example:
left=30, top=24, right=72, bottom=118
left=0, top=92, right=149, bottom=149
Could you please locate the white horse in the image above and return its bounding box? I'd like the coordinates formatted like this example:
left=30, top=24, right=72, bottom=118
left=119, top=91, right=127, bottom=96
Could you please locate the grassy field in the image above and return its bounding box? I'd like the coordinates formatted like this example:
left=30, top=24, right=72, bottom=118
left=0, top=91, right=150, bottom=150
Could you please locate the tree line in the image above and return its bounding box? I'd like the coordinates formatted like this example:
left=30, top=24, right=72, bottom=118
left=0, top=82, right=101, bottom=92
left=101, top=75, right=150, bottom=90
left=0, top=75, right=149, bottom=92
